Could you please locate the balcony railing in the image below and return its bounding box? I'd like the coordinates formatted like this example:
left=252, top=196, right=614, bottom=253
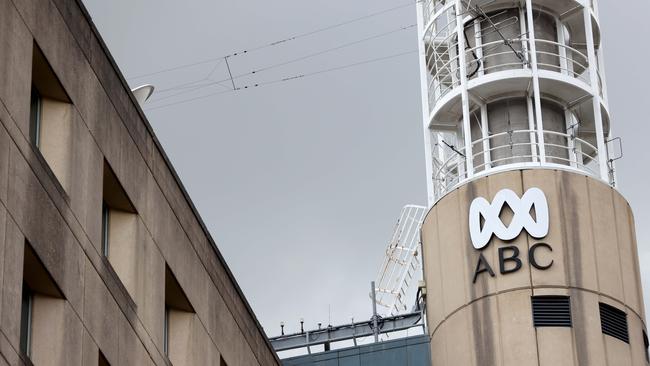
left=425, top=37, right=594, bottom=110
left=431, top=129, right=600, bottom=200
left=422, top=0, right=449, bottom=26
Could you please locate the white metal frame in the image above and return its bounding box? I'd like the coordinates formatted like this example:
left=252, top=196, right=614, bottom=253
left=373, top=205, right=427, bottom=316
left=417, top=0, right=612, bottom=206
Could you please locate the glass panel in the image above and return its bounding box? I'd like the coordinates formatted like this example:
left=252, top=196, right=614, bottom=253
left=20, top=282, right=32, bottom=357
left=101, top=203, right=110, bottom=257
left=29, top=87, right=42, bottom=148
left=163, top=307, right=169, bottom=356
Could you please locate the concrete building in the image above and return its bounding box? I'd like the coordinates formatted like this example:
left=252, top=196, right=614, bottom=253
left=417, top=0, right=648, bottom=365
left=0, top=0, right=280, bottom=365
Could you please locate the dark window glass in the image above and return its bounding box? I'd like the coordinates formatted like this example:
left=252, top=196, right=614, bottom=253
left=220, top=355, right=228, bottom=366
left=101, top=202, right=110, bottom=257
left=98, top=351, right=110, bottom=366
left=29, top=87, right=41, bottom=148
left=643, top=330, right=650, bottom=362
left=19, top=282, right=33, bottom=357
left=599, top=302, right=629, bottom=343
left=532, top=296, right=572, bottom=327
left=163, top=306, right=169, bottom=356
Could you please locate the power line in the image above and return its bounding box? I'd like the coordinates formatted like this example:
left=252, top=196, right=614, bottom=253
left=128, top=0, right=418, bottom=80
left=225, top=57, right=236, bottom=90
left=148, top=23, right=416, bottom=103
left=247, top=49, right=417, bottom=87
left=144, top=49, right=417, bottom=111
left=148, top=58, right=230, bottom=97
left=148, top=80, right=229, bottom=104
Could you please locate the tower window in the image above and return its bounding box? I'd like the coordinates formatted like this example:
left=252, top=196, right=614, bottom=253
left=599, top=302, right=629, bottom=343
left=531, top=296, right=572, bottom=327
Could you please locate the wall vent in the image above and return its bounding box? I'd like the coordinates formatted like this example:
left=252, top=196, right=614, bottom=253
left=599, top=303, right=629, bottom=343
left=531, top=296, right=572, bottom=327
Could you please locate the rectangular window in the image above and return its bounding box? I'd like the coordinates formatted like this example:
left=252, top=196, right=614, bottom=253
left=531, top=296, right=572, bottom=327
left=19, top=282, right=33, bottom=358
left=22, top=242, right=65, bottom=363
left=29, top=87, right=42, bottom=148
left=101, top=202, right=110, bottom=257
left=164, top=266, right=194, bottom=364
left=102, top=161, right=138, bottom=297
left=599, top=302, right=629, bottom=343
left=30, top=43, right=73, bottom=192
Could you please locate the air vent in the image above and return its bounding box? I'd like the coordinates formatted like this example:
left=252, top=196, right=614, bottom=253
left=599, top=303, right=629, bottom=343
left=531, top=296, right=572, bottom=327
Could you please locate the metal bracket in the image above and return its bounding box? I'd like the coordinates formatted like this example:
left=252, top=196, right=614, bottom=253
left=606, top=137, right=623, bottom=162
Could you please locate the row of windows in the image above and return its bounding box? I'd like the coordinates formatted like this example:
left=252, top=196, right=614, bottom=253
left=531, top=296, right=648, bottom=362
left=19, top=239, right=222, bottom=365
left=20, top=43, right=228, bottom=365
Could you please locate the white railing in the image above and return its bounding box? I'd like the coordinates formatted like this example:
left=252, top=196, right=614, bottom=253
left=423, top=0, right=451, bottom=26
left=534, top=39, right=590, bottom=84
left=423, top=5, right=459, bottom=110
left=424, top=35, right=595, bottom=110
left=374, top=205, right=427, bottom=316
left=431, top=129, right=601, bottom=200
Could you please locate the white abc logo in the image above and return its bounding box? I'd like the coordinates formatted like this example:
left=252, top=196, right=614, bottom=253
left=469, top=188, right=549, bottom=250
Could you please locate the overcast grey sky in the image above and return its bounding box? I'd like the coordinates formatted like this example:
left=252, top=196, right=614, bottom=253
left=82, top=0, right=650, bottom=342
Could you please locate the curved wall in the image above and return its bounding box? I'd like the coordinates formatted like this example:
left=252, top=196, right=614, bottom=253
left=422, top=168, right=647, bottom=365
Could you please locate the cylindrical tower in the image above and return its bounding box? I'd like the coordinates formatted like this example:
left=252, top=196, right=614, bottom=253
left=416, top=0, right=648, bottom=365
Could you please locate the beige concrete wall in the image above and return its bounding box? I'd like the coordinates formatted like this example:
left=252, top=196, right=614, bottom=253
left=423, top=168, right=647, bottom=366
left=0, top=0, right=279, bottom=365
left=30, top=295, right=83, bottom=366
left=38, top=98, right=73, bottom=194
left=107, top=209, right=138, bottom=299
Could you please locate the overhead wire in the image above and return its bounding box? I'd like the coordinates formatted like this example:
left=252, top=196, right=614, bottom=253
left=144, top=49, right=417, bottom=111
left=127, top=0, right=419, bottom=80
left=147, top=23, right=417, bottom=103
left=147, top=58, right=231, bottom=97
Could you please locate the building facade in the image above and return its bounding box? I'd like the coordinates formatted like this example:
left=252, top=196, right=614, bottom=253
left=417, top=0, right=648, bottom=365
left=0, top=0, right=279, bottom=365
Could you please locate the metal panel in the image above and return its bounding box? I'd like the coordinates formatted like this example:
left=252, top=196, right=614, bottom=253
left=532, top=296, right=572, bottom=327
left=600, top=303, right=629, bottom=343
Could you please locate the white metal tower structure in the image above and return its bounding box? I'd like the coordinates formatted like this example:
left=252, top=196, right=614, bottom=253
left=416, top=0, right=616, bottom=206
left=373, top=205, right=427, bottom=316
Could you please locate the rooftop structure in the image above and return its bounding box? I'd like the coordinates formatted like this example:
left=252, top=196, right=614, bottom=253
left=418, top=0, right=618, bottom=205
left=416, top=1, right=649, bottom=365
